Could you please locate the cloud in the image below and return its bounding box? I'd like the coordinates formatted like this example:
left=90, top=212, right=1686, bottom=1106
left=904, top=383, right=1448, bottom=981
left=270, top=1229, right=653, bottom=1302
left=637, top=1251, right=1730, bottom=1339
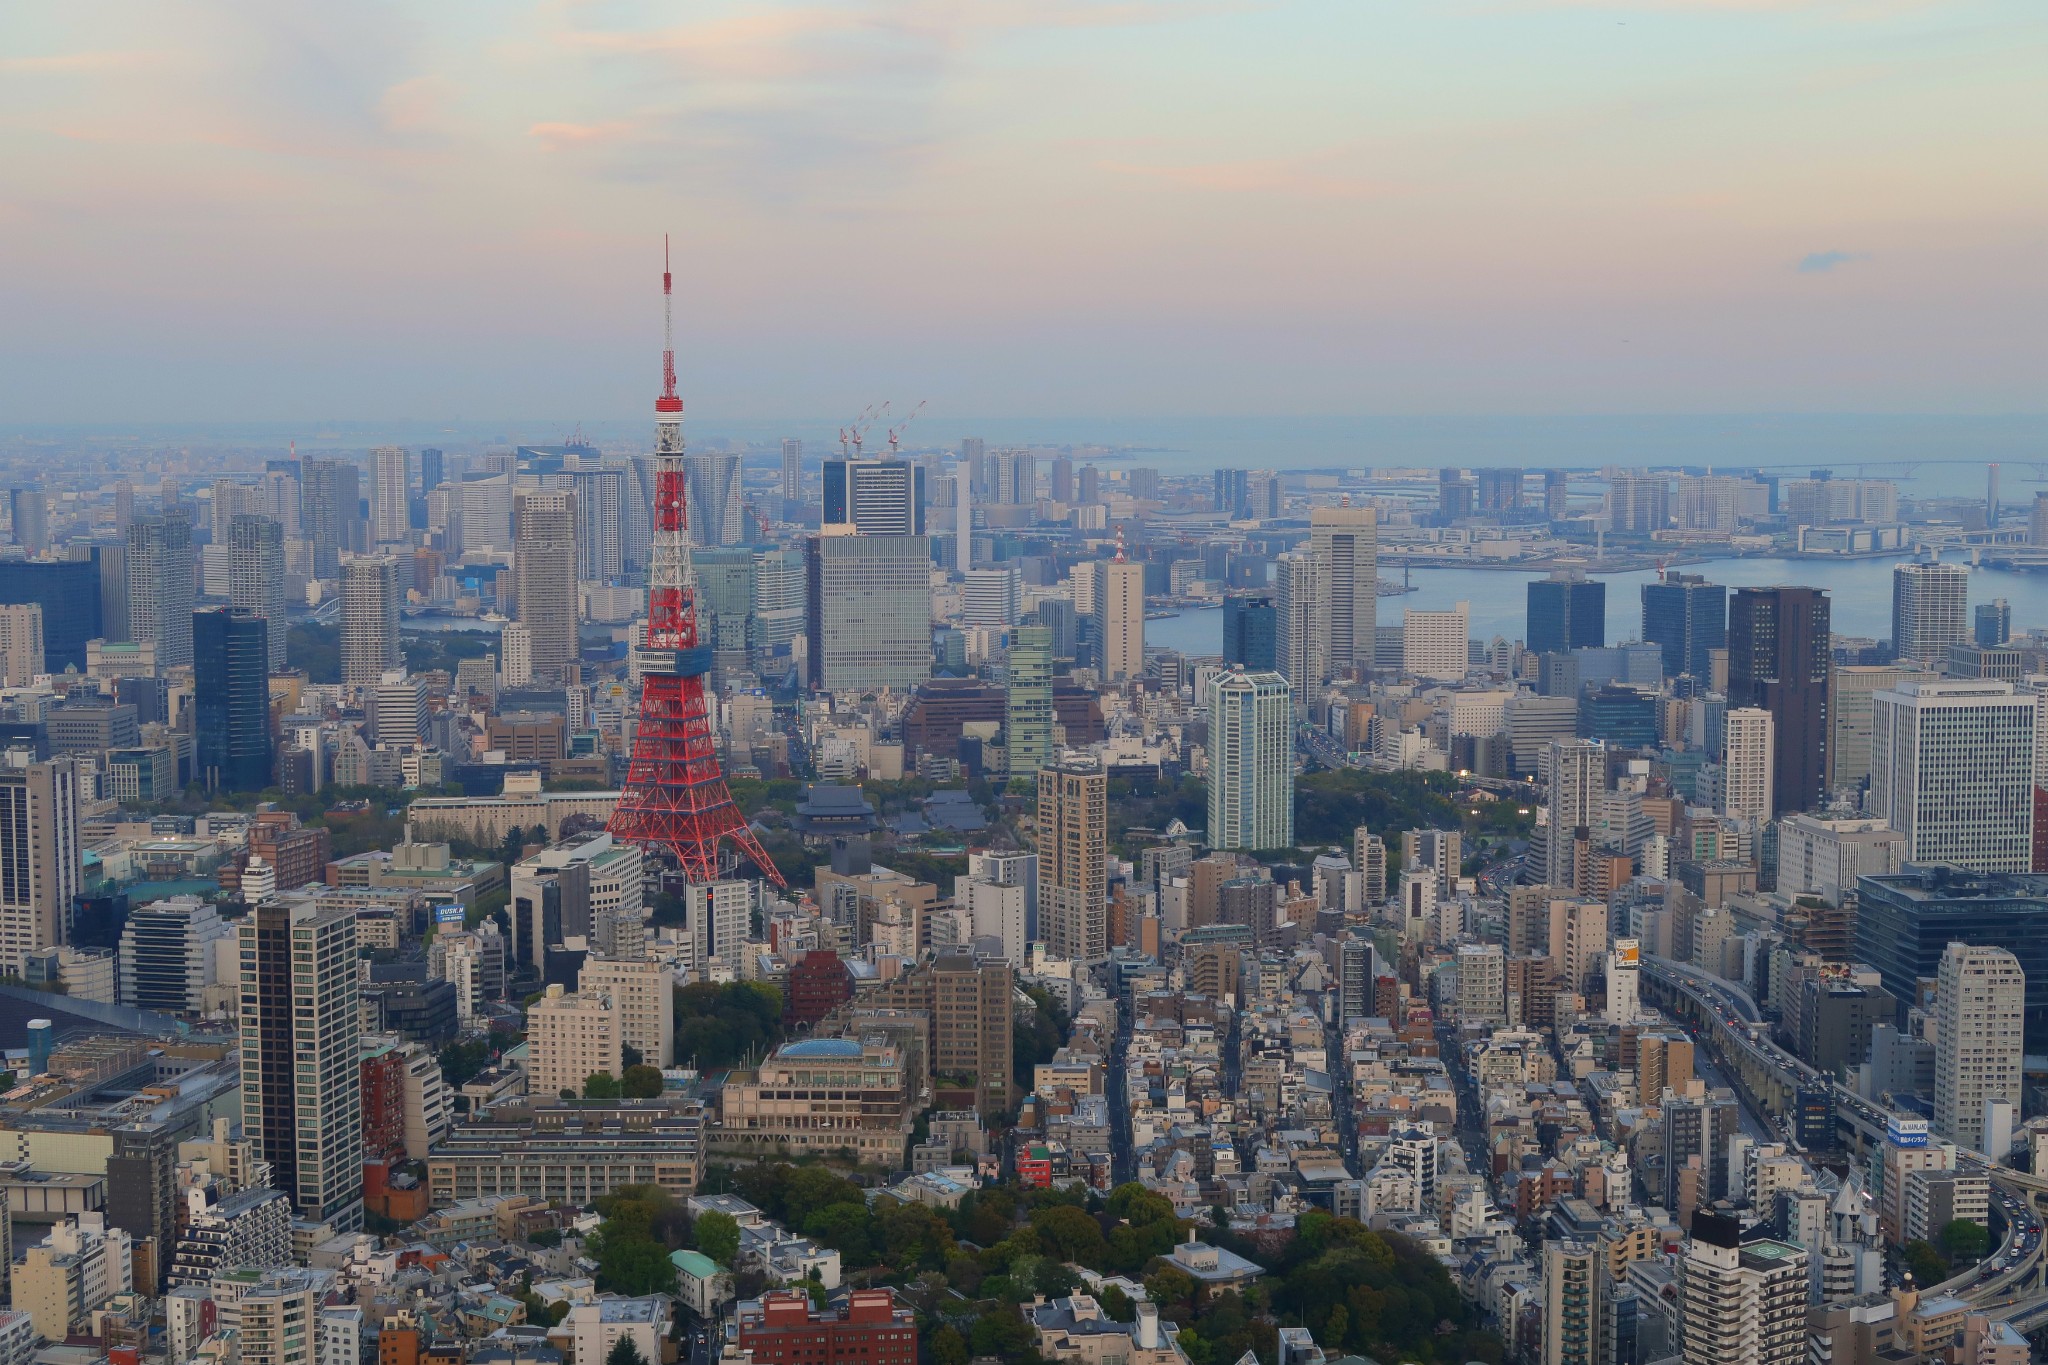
left=0, top=49, right=171, bottom=74
left=1795, top=250, right=1868, bottom=273
left=1099, top=152, right=1405, bottom=202
left=378, top=77, right=455, bottom=136
left=527, top=119, right=640, bottom=151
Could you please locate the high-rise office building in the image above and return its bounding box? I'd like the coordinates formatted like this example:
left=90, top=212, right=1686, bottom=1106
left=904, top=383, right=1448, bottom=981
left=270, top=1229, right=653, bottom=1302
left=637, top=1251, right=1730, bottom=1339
left=990, top=450, right=1036, bottom=505
left=1005, top=626, right=1053, bottom=781
left=0, top=560, right=101, bottom=674
left=9, top=489, right=48, bottom=554
left=958, top=438, right=986, bottom=498
left=1526, top=569, right=1605, bottom=657
left=569, top=466, right=627, bottom=581
left=1826, top=665, right=1932, bottom=796
left=239, top=899, right=362, bottom=1230
left=1222, top=592, right=1277, bottom=671
left=370, top=670, right=426, bottom=747
left=513, top=491, right=579, bottom=681
left=1037, top=759, right=1107, bottom=962
left=1641, top=571, right=1726, bottom=680
left=194, top=608, right=273, bottom=793
left=1722, top=707, right=1775, bottom=823
left=1975, top=598, right=2011, bottom=647
left=823, top=457, right=924, bottom=536
left=682, top=452, right=744, bottom=547
left=780, top=438, right=802, bottom=508
left=1727, top=586, right=1830, bottom=815
left=1403, top=602, right=1469, bottom=681
left=0, top=605, right=41, bottom=688
left=1934, top=941, right=2023, bottom=1153
left=1891, top=561, right=1969, bottom=666
left=1676, top=1212, right=1807, bottom=1365
left=370, top=446, right=410, bottom=545
left=339, top=557, right=400, bottom=687
left=962, top=568, right=1019, bottom=629
left=0, top=757, right=81, bottom=977
left=803, top=534, right=932, bottom=693
left=461, top=474, right=513, bottom=551
left=1606, top=472, right=1669, bottom=533
left=418, top=447, right=446, bottom=497
left=1870, top=680, right=2035, bottom=872
left=1476, top=467, right=1523, bottom=512
left=1206, top=669, right=1294, bottom=851
left=1309, top=505, right=1377, bottom=676
left=1093, top=554, right=1145, bottom=684
left=300, top=459, right=360, bottom=578
left=126, top=513, right=195, bottom=669
left=1049, top=456, right=1074, bottom=503
left=227, top=514, right=288, bottom=672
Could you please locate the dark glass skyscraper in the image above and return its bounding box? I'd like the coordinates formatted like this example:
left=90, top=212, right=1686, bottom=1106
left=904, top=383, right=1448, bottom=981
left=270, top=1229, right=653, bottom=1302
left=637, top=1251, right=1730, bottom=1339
left=1526, top=571, right=1605, bottom=656
left=1223, top=592, right=1278, bottom=670
left=1641, top=570, right=1727, bottom=679
left=1727, top=585, right=1830, bottom=815
left=0, top=559, right=101, bottom=673
left=194, top=607, right=272, bottom=792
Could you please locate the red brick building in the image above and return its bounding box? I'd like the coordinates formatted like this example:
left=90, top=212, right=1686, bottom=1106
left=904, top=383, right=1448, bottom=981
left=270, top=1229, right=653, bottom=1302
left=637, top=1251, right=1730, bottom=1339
left=250, top=815, right=332, bottom=891
left=361, top=1046, right=408, bottom=1164
left=783, top=950, right=853, bottom=1031
left=737, top=1291, right=916, bottom=1365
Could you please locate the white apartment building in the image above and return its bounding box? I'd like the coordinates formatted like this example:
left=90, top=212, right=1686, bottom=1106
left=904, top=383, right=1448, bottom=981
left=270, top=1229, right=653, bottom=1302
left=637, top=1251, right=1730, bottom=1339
left=1935, top=942, right=2024, bottom=1153
left=1721, top=707, right=1774, bottom=824
left=1402, top=602, right=1469, bottom=681
left=579, top=955, right=676, bottom=1069
left=1205, top=668, right=1294, bottom=852
left=527, top=985, right=624, bottom=1099
left=1773, top=814, right=1905, bottom=906
left=1870, top=680, right=2036, bottom=872
left=1891, top=561, right=1969, bottom=666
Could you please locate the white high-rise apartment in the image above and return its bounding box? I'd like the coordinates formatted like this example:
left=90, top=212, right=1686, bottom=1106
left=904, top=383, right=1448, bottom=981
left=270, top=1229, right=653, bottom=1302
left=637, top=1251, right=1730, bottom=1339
left=371, top=445, right=411, bottom=545
left=1935, top=942, right=2024, bottom=1153
left=371, top=670, right=426, bottom=746
left=1870, top=680, right=2036, bottom=872
left=500, top=622, right=533, bottom=688
left=1721, top=707, right=1775, bottom=823
left=527, top=984, right=623, bottom=1098
left=957, top=875, right=1028, bottom=966
left=0, top=603, right=42, bottom=687
left=0, top=757, right=81, bottom=977
left=1676, top=1212, right=1807, bottom=1365
left=1094, top=556, right=1145, bottom=683
left=1309, top=504, right=1376, bottom=675
left=228, top=514, right=288, bottom=672
left=240, top=898, right=363, bottom=1230
left=1542, top=739, right=1605, bottom=888
left=780, top=438, right=802, bottom=504
left=1542, top=1240, right=1597, bottom=1365
left=578, top=956, right=675, bottom=1070
left=682, top=452, right=744, bottom=547
left=1891, top=561, right=1969, bottom=666
left=1606, top=939, right=1642, bottom=1025
left=1272, top=552, right=1325, bottom=706
left=1456, top=942, right=1506, bottom=1028
left=1205, top=669, right=1294, bottom=851
left=340, top=556, right=400, bottom=687
left=1403, top=602, right=1469, bottom=681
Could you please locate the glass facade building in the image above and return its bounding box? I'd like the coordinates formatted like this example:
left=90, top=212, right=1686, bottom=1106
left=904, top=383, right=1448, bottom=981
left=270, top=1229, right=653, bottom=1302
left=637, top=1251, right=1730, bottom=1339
left=1641, top=571, right=1727, bottom=679
left=1527, top=573, right=1605, bottom=657
left=0, top=559, right=100, bottom=673
left=194, top=607, right=273, bottom=792
left=803, top=534, right=933, bottom=693
left=1222, top=592, right=1277, bottom=670
left=1857, top=866, right=2048, bottom=1053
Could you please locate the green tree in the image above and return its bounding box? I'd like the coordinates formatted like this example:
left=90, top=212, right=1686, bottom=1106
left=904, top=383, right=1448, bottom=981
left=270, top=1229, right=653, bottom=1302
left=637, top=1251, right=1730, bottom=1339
left=438, top=1039, right=492, bottom=1087
left=1031, top=1204, right=1110, bottom=1269
left=594, top=1230, right=676, bottom=1296
left=620, top=1064, right=664, bottom=1098
left=1902, top=1240, right=1948, bottom=1285
left=695, top=1210, right=741, bottom=1267
left=584, top=1072, right=622, bottom=1099
left=927, top=1325, right=969, bottom=1365
left=1097, top=1284, right=1136, bottom=1322
left=604, top=1336, right=650, bottom=1365
left=1940, top=1219, right=1990, bottom=1263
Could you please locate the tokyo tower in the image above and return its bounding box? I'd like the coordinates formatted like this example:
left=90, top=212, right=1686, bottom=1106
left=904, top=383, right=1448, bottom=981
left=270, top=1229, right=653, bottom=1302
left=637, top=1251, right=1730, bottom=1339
left=607, top=241, right=786, bottom=889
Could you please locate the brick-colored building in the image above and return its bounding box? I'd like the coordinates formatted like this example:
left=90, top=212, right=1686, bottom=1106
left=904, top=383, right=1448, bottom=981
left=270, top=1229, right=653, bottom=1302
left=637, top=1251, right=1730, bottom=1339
left=361, top=1045, right=408, bottom=1164
left=249, top=816, right=332, bottom=892
left=737, top=1291, right=916, bottom=1365
left=783, top=950, right=852, bottom=1031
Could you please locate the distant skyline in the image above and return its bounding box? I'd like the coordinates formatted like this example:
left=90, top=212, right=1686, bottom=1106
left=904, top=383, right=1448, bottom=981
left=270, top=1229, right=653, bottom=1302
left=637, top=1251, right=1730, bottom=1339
left=3, top=1, right=2044, bottom=423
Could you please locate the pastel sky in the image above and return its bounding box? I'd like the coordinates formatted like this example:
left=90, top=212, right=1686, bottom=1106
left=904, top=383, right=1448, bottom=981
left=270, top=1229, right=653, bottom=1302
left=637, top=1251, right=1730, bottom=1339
left=1, top=0, right=2043, bottom=423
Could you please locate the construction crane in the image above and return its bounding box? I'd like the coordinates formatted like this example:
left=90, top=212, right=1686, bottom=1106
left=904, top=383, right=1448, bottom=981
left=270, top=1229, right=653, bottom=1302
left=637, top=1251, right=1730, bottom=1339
left=885, top=400, right=927, bottom=454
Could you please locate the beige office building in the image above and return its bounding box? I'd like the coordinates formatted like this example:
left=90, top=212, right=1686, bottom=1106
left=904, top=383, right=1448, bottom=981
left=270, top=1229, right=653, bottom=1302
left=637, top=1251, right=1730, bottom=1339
left=1038, top=759, right=1107, bottom=962
left=514, top=490, right=580, bottom=681
left=715, top=1036, right=912, bottom=1163
left=528, top=985, right=624, bottom=1099
left=1094, top=557, right=1145, bottom=683
left=1309, top=504, right=1377, bottom=675
left=0, top=604, right=42, bottom=688
left=339, top=555, right=400, bottom=686
left=0, top=757, right=81, bottom=977
left=579, top=956, right=675, bottom=1070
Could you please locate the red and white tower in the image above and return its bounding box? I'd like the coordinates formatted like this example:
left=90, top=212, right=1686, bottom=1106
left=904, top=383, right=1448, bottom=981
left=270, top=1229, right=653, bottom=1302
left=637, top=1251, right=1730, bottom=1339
left=607, top=241, right=785, bottom=888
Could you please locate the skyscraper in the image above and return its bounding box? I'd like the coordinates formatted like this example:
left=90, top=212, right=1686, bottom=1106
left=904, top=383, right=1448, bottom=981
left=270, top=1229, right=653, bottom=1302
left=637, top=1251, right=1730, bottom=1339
left=239, top=899, right=362, bottom=1230
left=1870, top=680, right=2036, bottom=872
left=803, top=534, right=932, bottom=692
left=9, top=488, right=48, bottom=555
left=1093, top=553, right=1145, bottom=684
left=822, top=458, right=924, bottom=536
left=418, top=447, right=446, bottom=497
left=194, top=608, right=273, bottom=793
left=1476, top=467, right=1524, bottom=512
left=1309, top=505, right=1377, bottom=676
left=1272, top=553, right=1325, bottom=703
left=990, top=450, right=1036, bottom=505
left=1891, top=561, right=1969, bottom=666
left=1641, top=571, right=1727, bottom=680
left=126, top=512, right=195, bottom=669
left=1976, top=598, right=2011, bottom=647
left=569, top=466, right=627, bottom=582
left=1526, top=569, right=1605, bottom=657
left=1403, top=602, right=1469, bottom=681
left=682, top=453, right=744, bottom=547
left=1206, top=668, right=1294, bottom=851
left=1542, top=739, right=1605, bottom=889
left=339, top=556, right=400, bottom=687
left=1676, top=1212, right=1807, bottom=1365
left=0, top=560, right=101, bottom=673
left=1542, top=1240, right=1597, bottom=1365
left=1727, top=586, right=1830, bottom=815
left=780, top=438, right=802, bottom=508
left=1722, top=707, right=1775, bottom=823
left=513, top=491, right=579, bottom=681
left=1606, top=472, right=1669, bottom=533
left=0, top=757, right=81, bottom=977
left=962, top=568, right=1019, bottom=629
left=958, top=438, right=985, bottom=499
left=1222, top=592, right=1277, bottom=671
left=299, top=459, right=360, bottom=577
left=1934, top=941, right=2023, bottom=1153
left=370, top=445, right=410, bottom=545
left=227, top=514, right=288, bottom=672
left=1827, top=665, right=1933, bottom=796
left=1037, top=759, right=1106, bottom=963
left=1005, top=626, right=1053, bottom=780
